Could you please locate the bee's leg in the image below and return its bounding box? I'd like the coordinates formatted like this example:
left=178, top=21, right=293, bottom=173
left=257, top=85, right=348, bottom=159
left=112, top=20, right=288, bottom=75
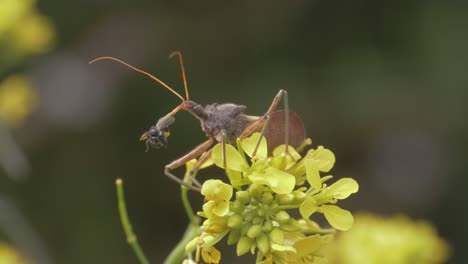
left=165, top=138, right=214, bottom=192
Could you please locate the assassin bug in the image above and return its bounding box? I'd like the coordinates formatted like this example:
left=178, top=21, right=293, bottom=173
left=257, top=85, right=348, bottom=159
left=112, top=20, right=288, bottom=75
left=90, top=52, right=306, bottom=191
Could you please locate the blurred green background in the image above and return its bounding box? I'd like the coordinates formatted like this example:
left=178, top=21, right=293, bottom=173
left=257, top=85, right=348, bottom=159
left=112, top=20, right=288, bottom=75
left=1, top=0, right=466, bottom=263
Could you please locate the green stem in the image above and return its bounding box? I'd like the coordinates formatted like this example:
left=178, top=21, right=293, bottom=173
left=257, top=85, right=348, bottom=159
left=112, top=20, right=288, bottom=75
left=115, top=179, right=150, bottom=264
left=181, top=186, right=196, bottom=225
left=163, top=223, right=201, bottom=264
left=163, top=164, right=202, bottom=264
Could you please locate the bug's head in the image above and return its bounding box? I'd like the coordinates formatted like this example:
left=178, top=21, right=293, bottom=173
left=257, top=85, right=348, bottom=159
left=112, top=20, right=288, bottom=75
left=140, top=116, right=175, bottom=151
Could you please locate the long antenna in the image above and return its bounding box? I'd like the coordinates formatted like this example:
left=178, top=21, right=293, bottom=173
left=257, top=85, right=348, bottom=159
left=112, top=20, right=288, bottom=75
left=89, top=56, right=185, bottom=102
left=169, top=51, right=190, bottom=101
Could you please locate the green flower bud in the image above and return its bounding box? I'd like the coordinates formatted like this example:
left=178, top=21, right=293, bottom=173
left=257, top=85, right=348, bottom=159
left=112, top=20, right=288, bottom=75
left=269, top=228, right=284, bottom=244
left=244, top=211, right=256, bottom=222
left=275, top=210, right=290, bottom=224
left=277, top=193, right=294, bottom=205
left=263, top=220, right=273, bottom=232
left=247, top=224, right=263, bottom=239
left=237, top=236, right=254, bottom=256
left=249, top=183, right=266, bottom=198
left=257, top=208, right=266, bottom=217
left=236, top=191, right=250, bottom=204
left=292, top=190, right=307, bottom=202
left=227, top=214, right=244, bottom=229
left=241, top=223, right=252, bottom=235
left=261, top=192, right=274, bottom=204
left=271, top=155, right=287, bottom=170
left=253, top=216, right=264, bottom=225
left=227, top=229, right=241, bottom=245
left=231, top=201, right=245, bottom=214
left=256, top=234, right=270, bottom=254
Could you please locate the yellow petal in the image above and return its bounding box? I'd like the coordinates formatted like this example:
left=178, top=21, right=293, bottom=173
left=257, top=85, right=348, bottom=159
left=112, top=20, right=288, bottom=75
left=299, top=196, right=318, bottom=220
left=327, top=178, right=359, bottom=199
left=248, top=167, right=295, bottom=194
left=211, top=144, right=248, bottom=171
left=320, top=205, right=354, bottom=231
left=293, top=234, right=324, bottom=257
left=308, top=146, right=335, bottom=172
left=305, top=158, right=321, bottom=190
left=241, top=132, right=267, bottom=158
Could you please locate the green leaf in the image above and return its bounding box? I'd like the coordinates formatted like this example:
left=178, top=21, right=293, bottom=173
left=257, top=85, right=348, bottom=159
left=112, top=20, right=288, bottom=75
left=299, top=196, right=318, bottom=220
left=308, top=146, right=335, bottom=172
left=211, top=143, right=248, bottom=171
left=320, top=205, right=354, bottom=231
left=241, top=132, right=267, bottom=158
left=305, top=158, right=321, bottom=190
left=248, top=167, right=295, bottom=194
left=327, top=178, right=359, bottom=199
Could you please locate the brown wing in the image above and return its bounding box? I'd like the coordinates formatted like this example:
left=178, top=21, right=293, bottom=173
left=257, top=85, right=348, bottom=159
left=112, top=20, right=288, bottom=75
left=261, top=110, right=306, bottom=150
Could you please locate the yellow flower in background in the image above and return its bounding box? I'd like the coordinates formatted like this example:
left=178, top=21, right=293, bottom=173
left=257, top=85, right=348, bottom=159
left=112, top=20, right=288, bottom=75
left=0, top=243, right=30, bottom=264
left=0, top=0, right=35, bottom=36
left=0, top=0, right=54, bottom=55
left=325, top=213, right=451, bottom=264
left=0, top=75, right=38, bottom=127
left=12, top=13, right=54, bottom=54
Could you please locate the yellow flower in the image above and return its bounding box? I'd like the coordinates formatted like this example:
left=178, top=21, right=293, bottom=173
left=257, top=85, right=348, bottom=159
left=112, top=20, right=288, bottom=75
left=325, top=213, right=451, bottom=264
left=0, top=74, right=37, bottom=127
left=0, top=243, right=30, bottom=264
left=12, top=12, right=55, bottom=54
left=0, top=0, right=34, bottom=36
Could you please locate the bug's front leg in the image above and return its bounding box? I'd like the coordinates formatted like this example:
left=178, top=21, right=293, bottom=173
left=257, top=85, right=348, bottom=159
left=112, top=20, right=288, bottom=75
left=164, top=137, right=214, bottom=192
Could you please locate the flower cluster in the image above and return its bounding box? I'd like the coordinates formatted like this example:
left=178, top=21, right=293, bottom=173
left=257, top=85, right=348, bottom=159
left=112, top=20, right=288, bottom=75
left=186, top=133, right=359, bottom=263
left=324, top=213, right=451, bottom=264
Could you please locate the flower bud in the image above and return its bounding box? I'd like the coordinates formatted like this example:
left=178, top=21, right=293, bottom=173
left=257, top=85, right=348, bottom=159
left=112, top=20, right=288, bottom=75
left=269, top=228, right=284, bottom=244
left=228, top=229, right=241, bottom=245
left=247, top=224, right=263, bottom=239
left=231, top=201, right=245, bottom=214
left=253, top=216, right=264, bottom=225
left=236, top=191, right=250, bottom=204
left=263, top=220, right=273, bottom=232
left=277, top=193, right=294, bottom=205
left=275, top=210, right=290, bottom=224
left=256, top=234, right=270, bottom=254
left=237, top=236, right=254, bottom=256
left=292, top=190, right=307, bottom=202
left=244, top=211, right=256, bottom=222
left=261, top=192, right=274, bottom=204
left=227, top=214, right=244, bottom=229
left=271, top=155, right=287, bottom=170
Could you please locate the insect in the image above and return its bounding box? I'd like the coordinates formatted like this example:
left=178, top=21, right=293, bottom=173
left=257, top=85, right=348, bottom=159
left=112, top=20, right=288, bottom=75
left=90, top=52, right=306, bottom=191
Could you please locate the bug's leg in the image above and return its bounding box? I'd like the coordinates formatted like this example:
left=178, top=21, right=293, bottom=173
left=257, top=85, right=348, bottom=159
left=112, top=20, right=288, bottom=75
left=221, top=130, right=228, bottom=173
left=250, top=89, right=290, bottom=156
left=188, top=149, right=213, bottom=178
left=165, top=138, right=214, bottom=192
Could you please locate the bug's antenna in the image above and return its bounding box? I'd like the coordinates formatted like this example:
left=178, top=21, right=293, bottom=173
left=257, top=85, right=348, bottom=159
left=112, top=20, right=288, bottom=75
left=169, top=51, right=190, bottom=101
left=89, top=56, right=185, bottom=102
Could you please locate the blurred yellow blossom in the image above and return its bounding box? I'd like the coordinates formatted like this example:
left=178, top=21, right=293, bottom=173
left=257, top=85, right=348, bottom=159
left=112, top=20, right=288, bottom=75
left=0, top=0, right=54, bottom=55
left=0, top=75, right=38, bottom=127
left=0, top=0, right=35, bottom=36
left=325, top=213, right=451, bottom=264
left=0, top=243, right=30, bottom=264
left=12, top=13, right=54, bottom=54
